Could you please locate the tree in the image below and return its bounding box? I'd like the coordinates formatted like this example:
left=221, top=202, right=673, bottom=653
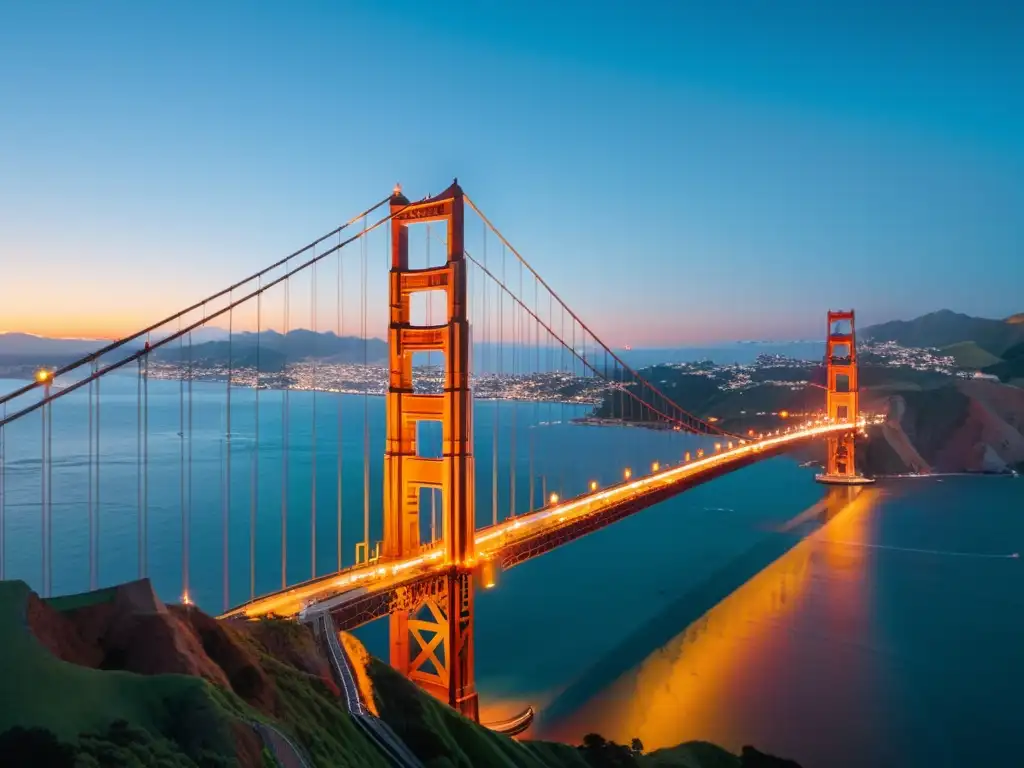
left=582, top=733, right=608, bottom=750
left=578, top=732, right=637, bottom=768
left=629, top=738, right=644, bottom=756
left=0, top=726, right=75, bottom=768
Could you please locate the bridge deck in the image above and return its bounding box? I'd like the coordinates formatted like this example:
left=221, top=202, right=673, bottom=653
left=220, top=422, right=864, bottom=625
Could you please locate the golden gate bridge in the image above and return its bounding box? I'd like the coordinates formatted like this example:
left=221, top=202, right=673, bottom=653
left=0, top=180, right=872, bottom=723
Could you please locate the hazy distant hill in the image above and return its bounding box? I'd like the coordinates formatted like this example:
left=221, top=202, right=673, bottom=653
left=0, top=333, right=104, bottom=357
left=863, top=309, right=1024, bottom=358
left=154, top=329, right=388, bottom=367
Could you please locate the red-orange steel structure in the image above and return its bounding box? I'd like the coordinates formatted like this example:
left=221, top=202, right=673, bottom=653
left=820, top=310, right=865, bottom=482
left=383, top=181, right=478, bottom=721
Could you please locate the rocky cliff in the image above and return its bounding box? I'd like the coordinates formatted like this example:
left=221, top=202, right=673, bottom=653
left=862, top=380, right=1024, bottom=474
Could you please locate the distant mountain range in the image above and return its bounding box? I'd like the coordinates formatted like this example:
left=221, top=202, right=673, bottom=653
left=154, top=330, right=388, bottom=371
left=5, top=310, right=1024, bottom=382
left=863, top=309, right=1024, bottom=382
left=0, top=332, right=106, bottom=357
left=863, top=310, right=1024, bottom=358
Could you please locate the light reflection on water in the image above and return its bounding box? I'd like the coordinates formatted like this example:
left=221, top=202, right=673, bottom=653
left=536, top=482, right=1024, bottom=767
left=540, top=488, right=873, bottom=750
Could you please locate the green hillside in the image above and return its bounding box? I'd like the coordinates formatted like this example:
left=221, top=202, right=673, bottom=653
left=984, top=340, right=1024, bottom=383
left=942, top=341, right=1002, bottom=369
left=0, top=580, right=246, bottom=766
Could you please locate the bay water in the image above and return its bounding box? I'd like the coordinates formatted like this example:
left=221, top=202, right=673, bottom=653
left=1, top=375, right=1021, bottom=766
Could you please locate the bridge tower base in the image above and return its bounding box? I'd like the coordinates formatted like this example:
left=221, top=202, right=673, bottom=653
left=383, top=181, right=479, bottom=721
left=816, top=310, right=873, bottom=486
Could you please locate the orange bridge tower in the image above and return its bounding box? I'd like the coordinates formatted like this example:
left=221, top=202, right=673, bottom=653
left=383, top=181, right=479, bottom=720
left=817, top=310, right=872, bottom=485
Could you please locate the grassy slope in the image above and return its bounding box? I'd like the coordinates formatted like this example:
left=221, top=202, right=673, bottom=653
left=942, top=341, right=1002, bottom=369
left=0, top=581, right=389, bottom=767
left=250, top=649, right=387, bottom=767
left=44, top=585, right=118, bottom=611
left=228, top=614, right=389, bottom=766
left=0, top=580, right=239, bottom=760
left=369, top=657, right=552, bottom=767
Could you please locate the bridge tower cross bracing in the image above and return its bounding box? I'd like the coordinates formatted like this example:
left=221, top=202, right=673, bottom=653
left=383, top=181, right=479, bottom=721
left=819, top=309, right=869, bottom=484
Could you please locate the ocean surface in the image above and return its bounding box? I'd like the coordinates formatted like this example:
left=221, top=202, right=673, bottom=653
left=1, top=374, right=1022, bottom=766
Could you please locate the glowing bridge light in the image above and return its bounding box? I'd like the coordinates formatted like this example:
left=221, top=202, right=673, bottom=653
left=549, top=493, right=559, bottom=505
left=651, top=461, right=660, bottom=472
left=684, top=452, right=691, bottom=462
left=624, top=468, right=632, bottom=479
left=35, top=368, right=51, bottom=383
left=714, top=442, right=722, bottom=452
left=221, top=419, right=868, bottom=627
left=727, top=441, right=733, bottom=450
left=181, top=591, right=192, bottom=606
left=589, top=480, right=598, bottom=491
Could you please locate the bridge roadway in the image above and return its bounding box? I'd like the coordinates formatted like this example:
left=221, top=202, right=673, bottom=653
left=220, top=420, right=866, bottom=629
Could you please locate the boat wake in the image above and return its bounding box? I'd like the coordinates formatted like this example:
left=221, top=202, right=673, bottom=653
left=816, top=539, right=1020, bottom=559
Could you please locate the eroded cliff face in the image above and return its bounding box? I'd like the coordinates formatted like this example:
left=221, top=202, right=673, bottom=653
left=863, top=381, right=1024, bottom=474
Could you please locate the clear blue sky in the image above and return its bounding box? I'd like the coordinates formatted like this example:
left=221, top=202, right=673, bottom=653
left=1, top=0, right=1021, bottom=345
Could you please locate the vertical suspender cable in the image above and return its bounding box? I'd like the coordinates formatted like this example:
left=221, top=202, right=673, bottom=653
left=497, top=243, right=505, bottom=521
left=88, top=360, right=95, bottom=589
left=484, top=231, right=496, bottom=526
left=342, top=230, right=350, bottom=573
left=0, top=403, right=5, bottom=580
left=361, top=215, right=370, bottom=558
left=560, top=306, right=566, bottom=496
left=95, top=367, right=101, bottom=586
left=282, top=265, right=290, bottom=589
left=45, top=389, right=52, bottom=595
left=178, top=328, right=185, bottom=598
left=136, top=357, right=143, bottom=579
left=185, top=331, right=193, bottom=602
left=224, top=299, right=233, bottom=611
left=143, top=340, right=149, bottom=577
left=251, top=284, right=261, bottom=600
left=311, top=257, right=318, bottom=579
left=509, top=247, right=517, bottom=519
left=532, top=276, right=539, bottom=510
left=39, top=401, right=45, bottom=593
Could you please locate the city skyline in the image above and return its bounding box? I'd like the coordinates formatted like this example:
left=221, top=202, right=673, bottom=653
left=2, top=1, right=1022, bottom=345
